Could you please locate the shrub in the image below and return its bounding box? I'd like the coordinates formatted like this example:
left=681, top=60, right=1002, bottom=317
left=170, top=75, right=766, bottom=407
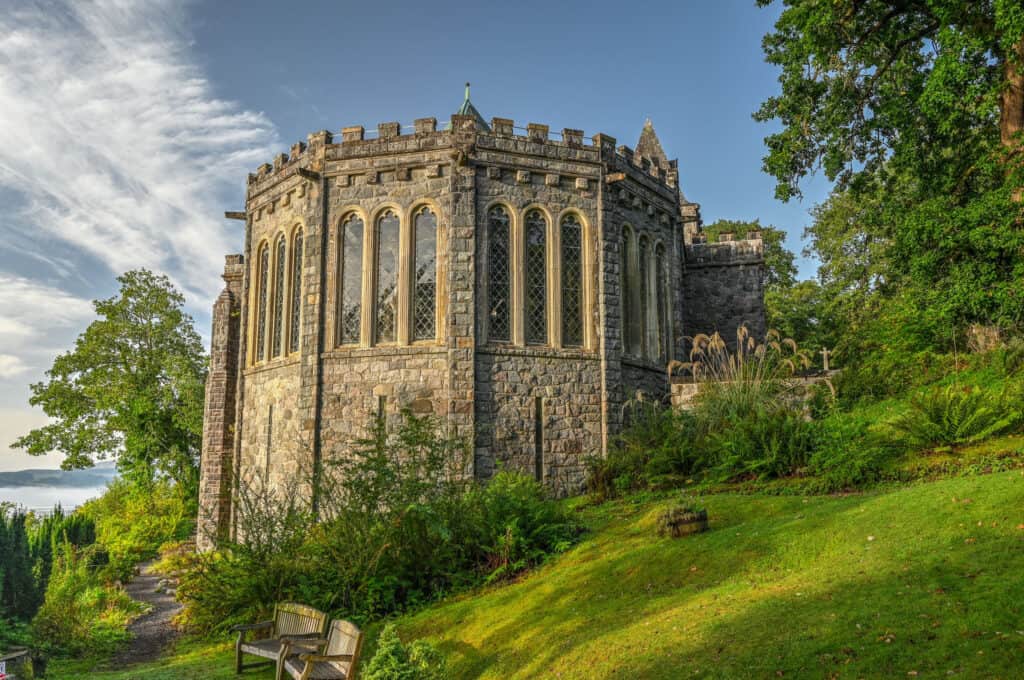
left=178, top=411, right=577, bottom=634
left=361, top=624, right=448, bottom=680
left=79, top=478, right=194, bottom=581
left=806, top=411, right=897, bottom=491
left=888, top=383, right=1021, bottom=449
left=704, top=406, right=814, bottom=481
left=585, top=404, right=700, bottom=500
left=31, top=542, right=145, bottom=658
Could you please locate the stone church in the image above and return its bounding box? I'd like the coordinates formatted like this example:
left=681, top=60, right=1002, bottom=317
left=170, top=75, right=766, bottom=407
left=197, top=88, right=765, bottom=548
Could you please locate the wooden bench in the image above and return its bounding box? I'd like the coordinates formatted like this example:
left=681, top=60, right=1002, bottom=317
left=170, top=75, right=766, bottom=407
left=0, top=647, right=31, bottom=679
left=231, top=602, right=328, bottom=678
left=281, top=620, right=364, bottom=680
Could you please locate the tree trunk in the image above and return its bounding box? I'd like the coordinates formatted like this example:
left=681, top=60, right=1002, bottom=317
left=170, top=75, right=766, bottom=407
left=1001, top=37, right=1024, bottom=201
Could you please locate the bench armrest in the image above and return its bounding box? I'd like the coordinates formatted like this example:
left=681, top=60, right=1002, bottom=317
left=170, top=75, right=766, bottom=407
left=230, top=620, right=274, bottom=632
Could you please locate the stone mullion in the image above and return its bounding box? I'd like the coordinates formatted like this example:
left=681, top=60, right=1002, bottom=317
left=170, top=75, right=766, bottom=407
left=512, top=211, right=525, bottom=346
left=360, top=216, right=375, bottom=347
left=397, top=211, right=412, bottom=345
left=549, top=215, right=562, bottom=348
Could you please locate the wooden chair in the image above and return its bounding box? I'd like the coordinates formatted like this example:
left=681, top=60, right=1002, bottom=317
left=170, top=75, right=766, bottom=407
left=280, top=619, right=364, bottom=680
left=231, top=602, right=328, bottom=678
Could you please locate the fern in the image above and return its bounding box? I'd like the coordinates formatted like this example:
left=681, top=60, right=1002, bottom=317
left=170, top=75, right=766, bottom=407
left=890, top=384, right=1021, bottom=449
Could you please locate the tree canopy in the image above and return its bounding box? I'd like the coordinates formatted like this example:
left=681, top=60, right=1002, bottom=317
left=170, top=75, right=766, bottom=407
left=11, top=270, right=206, bottom=496
left=758, top=0, right=1024, bottom=337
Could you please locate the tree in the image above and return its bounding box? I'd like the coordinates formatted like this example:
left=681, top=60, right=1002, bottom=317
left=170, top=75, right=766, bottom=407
left=702, top=219, right=797, bottom=289
left=12, top=270, right=207, bottom=497
left=757, top=0, right=1024, bottom=334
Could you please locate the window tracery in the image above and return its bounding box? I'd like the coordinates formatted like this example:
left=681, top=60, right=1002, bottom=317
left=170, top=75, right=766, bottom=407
left=524, top=210, right=548, bottom=345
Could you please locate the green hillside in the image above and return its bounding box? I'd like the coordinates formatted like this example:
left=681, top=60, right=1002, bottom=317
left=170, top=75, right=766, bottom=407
left=400, top=472, right=1024, bottom=679
left=50, top=471, right=1024, bottom=679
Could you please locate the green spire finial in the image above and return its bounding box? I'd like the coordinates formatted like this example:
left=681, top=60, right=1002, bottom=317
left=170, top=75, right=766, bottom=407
left=465, top=82, right=471, bottom=102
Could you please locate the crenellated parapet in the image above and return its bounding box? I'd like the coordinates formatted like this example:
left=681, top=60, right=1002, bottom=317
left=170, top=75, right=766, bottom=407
left=684, top=232, right=764, bottom=268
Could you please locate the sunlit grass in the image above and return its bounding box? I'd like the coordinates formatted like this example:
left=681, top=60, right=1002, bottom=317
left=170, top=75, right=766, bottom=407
left=46, top=471, right=1024, bottom=679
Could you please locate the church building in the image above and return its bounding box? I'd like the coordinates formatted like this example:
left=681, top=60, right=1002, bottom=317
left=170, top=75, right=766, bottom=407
left=197, top=88, right=765, bottom=548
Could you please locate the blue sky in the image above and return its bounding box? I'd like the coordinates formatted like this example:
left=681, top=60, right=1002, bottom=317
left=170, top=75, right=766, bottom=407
left=0, top=0, right=831, bottom=470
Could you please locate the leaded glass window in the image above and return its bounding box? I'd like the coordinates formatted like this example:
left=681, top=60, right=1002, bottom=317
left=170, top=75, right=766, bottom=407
left=638, top=236, right=649, bottom=359
left=272, top=235, right=286, bottom=357
left=289, top=229, right=303, bottom=354
left=375, top=211, right=400, bottom=343
left=339, top=215, right=363, bottom=345
left=487, top=206, right=511, bottom=342
left=655, top=244, right=667, bottom=361
left=524, top=210, right=547, bottom=345
left=561, top=214, right=583, bottom=347
left=256, top=244, right=269, bottom=362
left=412, top=207, right=437, bottom=341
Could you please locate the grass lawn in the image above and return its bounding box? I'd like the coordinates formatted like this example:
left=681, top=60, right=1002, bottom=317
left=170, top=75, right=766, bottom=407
left=46, top=471, right=1024, bottom=679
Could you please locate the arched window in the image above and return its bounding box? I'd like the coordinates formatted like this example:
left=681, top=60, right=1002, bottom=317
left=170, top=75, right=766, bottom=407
left=621, top=228, right=641, bottom=355
left=272, top=235, right=286, bottom=357
left=375, top=210, right=400, bottom=344
left=289, top=228, right=303, bottom=354
left=655, top=244, right=668, bottom=362
left=487, top=206, right=511, bottom=342
left=255, top=243, right=270, bottom=362
left=412, top=207, right=437, bottom=341
left=524, top=210, right=548, bottom=345
left=339, top=214, right=363, bottom=345
left=561, top=214, right=584, bottom=347
left=638, top=236, right=649, bottom=359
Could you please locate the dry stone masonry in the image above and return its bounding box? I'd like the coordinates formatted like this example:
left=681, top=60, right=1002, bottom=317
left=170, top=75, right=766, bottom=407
left=196, top=92, right=765, bottom=550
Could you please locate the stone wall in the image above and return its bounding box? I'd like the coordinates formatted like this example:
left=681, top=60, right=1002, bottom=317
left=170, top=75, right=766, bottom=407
left=682, top=238, right=766, bottom=349
left=196, top=255, right=244, bottom=551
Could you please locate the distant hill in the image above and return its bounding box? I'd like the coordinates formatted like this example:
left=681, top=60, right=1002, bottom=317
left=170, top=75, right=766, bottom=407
left=0, top=461, right=117, bottom=488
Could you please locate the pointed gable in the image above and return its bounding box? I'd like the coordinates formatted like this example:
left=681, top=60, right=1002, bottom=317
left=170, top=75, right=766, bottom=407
left=636, top=118, right=668, bottom=168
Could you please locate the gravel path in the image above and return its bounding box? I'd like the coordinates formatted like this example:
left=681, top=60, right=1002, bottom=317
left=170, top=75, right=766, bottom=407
left=109, top=561, right=182, bottom=668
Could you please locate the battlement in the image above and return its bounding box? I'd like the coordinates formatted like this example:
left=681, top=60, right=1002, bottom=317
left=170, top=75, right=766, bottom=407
left=684, top=233, right=764, bottom=268
left=245, top=112, right=683, bottom=201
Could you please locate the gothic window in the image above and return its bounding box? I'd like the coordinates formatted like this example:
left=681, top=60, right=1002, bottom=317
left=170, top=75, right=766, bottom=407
left=561, top=214, right=584, bottom=347
left=655, top=244, right=668, bottom=362
left=487, top=206, right=511, bottom=342
left=272, top=235, right=286, bottom=357
left=621, top=227, right=639, bottom=355
left=339, top=215, right=363, bottom=345
left=638, top=236, right=649, bottom=359
left=289, top=228, right=303, bottom=354
left=524, top=210, right=548, bottom=345
left=412, top=207, right=437, bottom=341
left=255, top=243, right=269, bottom=362
left=375, top=210, right=400, bottom=343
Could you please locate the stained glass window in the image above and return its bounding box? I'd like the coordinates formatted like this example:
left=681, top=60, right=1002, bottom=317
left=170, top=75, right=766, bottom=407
left=487, top=206, right=511, bottom=342
left=561, top=214, right=583, bottom=347
left=655, top=244, right=667, bottom=361
left=289, top=229, right=303, bottom=354
left=256, top=244, right=269, bottom=362
left=638, top=236, right=649, bottom=359
left=525, top=210, right=547, bottom=345
left=375, top=211, right=400, bottom=343
left=339, top=215, right=363, bottom=345
left=272, top=235, right=286, bottom=357
left=412, top=207, right=437, bottom=341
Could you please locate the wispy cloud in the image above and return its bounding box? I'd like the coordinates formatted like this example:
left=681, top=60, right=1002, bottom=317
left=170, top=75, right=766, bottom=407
left=0, top=0, right=279, bottom=468
left=0, top=0, right=278, bottom=301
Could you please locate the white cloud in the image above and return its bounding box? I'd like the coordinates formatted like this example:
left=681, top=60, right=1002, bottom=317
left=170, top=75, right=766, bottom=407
left=0, top=1, right=279, bottom=469
left=0, top=0, right=278, bottom=302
